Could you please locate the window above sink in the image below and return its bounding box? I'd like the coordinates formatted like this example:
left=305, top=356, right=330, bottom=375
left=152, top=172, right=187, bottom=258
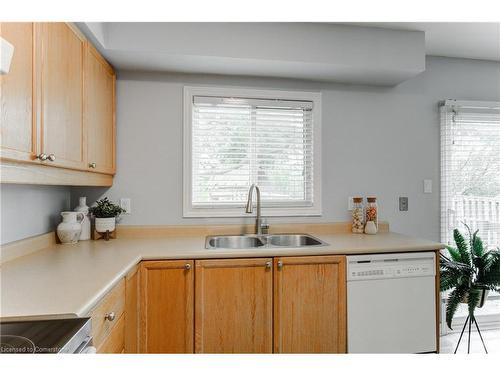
left=183, top=86, right=322, bottom=218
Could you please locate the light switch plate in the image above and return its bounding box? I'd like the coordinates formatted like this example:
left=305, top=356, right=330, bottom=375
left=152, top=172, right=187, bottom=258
left=120, top=198, right=131, bottom=214
left=423, top=179, right=432, bottom=194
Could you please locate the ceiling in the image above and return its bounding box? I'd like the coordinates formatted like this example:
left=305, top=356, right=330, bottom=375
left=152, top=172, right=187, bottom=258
left=341, top=23, right=500, bottom=61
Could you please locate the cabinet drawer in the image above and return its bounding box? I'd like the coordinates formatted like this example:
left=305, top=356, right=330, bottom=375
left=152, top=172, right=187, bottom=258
left=97, top=314, right=125, bottom=354
left=90, top=278, right=125, bottom=348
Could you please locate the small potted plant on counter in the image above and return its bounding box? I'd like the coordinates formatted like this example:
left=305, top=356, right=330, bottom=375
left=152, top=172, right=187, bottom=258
left=90, top=197, right=124, bottom=240
left=440, top=225, right=500, bottom=353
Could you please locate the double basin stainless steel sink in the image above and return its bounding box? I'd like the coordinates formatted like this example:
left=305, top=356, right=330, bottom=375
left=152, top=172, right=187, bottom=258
left=205, top=234, right=328, bottom=249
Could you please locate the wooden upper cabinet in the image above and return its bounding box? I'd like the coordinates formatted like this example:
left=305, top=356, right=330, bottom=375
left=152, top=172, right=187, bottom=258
left=84, top=43, right=116, bottom=174
left=36, top=23, right=86, bottom=170
left=274, top=255, right=347, bottom=353
left=0, top=22, right=37, bottom=162
left=1, top=22, right=115, bottom=185
left=195, top=258, right=273, bottom=353
left=140, top=260, right=194, bottom=353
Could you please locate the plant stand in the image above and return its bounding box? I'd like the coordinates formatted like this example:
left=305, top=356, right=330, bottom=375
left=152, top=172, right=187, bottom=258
left=453, top=314, right=488, bottom=354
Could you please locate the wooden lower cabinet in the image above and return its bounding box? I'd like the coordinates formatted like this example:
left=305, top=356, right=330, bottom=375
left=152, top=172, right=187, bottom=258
left=98, top=314, right=125, bottom=353
left=273, top=255, right=347, bottom=353
left=194, top=258, right=273, bottom=353
left=88, top=278, right=126, bottom=353
left=125, top=265, right=139, bottom=353
left=90, top=278, right=125, bottom=349
left=140, top=260, right=194, bottom=353
left=135, top=255, right=346, bottom=354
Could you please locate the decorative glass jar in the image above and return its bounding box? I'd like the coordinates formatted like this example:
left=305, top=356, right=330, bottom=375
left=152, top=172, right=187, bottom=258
left=351, top=197, right=364, bottom=233
left=365, top=197, right=378, bottom=233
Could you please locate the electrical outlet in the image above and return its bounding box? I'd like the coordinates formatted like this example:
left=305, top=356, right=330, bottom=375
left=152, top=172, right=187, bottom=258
left=120, top=198, right=131, bottom=214
left=399, top=197, right=408, bottom=211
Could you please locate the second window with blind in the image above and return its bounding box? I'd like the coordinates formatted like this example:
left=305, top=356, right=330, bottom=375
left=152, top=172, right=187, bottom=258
left=183, top=87, right=322, bottom=217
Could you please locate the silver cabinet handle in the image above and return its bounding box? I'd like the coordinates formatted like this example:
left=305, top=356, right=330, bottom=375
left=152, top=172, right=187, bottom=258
left=89, top=162, right=97, bottom=168
left=185, top=263, right=191, bottom=270
left=36, top=153, right=48, bottom=161
left=265, top=261, right=272, bottom=269
left=104, top=312, right=116, bottom=321
left=47, top=154, right=56, bottom=162
left=277, top=261, right=283, bottom=270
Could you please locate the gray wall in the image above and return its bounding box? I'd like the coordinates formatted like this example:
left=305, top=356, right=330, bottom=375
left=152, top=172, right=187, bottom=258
left=72, top=56, right=500, bottom=242
left=99, top=23, right=425, bottom=85
left=0, top=185, right=71, bottom=244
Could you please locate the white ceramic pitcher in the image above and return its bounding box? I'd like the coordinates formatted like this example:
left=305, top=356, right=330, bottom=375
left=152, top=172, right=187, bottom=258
left=57, top=211, right=84, bottom=244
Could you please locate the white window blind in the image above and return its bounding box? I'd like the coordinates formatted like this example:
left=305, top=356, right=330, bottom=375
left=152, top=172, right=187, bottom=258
left=440, top=100, right=500, bottom=247
left=191, top=95, right=314, bottom=209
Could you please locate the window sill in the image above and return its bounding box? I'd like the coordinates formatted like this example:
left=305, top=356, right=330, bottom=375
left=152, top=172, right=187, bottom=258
left=183, top=206, right=322, bottom=218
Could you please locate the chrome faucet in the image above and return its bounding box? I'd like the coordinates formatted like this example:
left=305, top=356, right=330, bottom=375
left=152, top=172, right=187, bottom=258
left=245, top=184, right=265, bottom=235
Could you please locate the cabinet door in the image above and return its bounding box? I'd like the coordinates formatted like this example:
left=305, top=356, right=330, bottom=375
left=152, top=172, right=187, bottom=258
left=195, top=258, right=273, bottom=353
left=125, top=265, right=139, bottom=353
left=140, top=260, right=194, bottom=353
left=0, top=22, right=37, bottom=162
left=274, top=255, right=346, bottom=353
left=84, top=43, right=115, bottom=174
left=97, top=314, right=125, bottom=354
left=37, top=22, right=85, bottom=170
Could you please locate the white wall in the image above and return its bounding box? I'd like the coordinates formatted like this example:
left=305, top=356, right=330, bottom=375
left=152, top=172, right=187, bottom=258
left=72, top=56, right=500, bottom=241
left=0, top=185, right=71, bottom=244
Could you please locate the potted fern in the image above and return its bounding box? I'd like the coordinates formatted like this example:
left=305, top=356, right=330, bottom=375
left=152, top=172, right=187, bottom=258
left=440, top=225, right=500, bottom=351
left=90, top=197, right=124, bottom=234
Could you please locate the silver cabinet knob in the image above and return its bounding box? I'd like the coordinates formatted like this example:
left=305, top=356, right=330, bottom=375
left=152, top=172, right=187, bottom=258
left=36, top=153, right=48, bottom=161
left=104, top=312, right=116, bottom=321
left=185, top=263, right=191, bottom=270
left=265, top=261, right=272, bottom=269
left=89, top=162, right=97, bottom=168
left=47, top=154, right=56, bottom=162
left=277, top=261, right=283, bottom=270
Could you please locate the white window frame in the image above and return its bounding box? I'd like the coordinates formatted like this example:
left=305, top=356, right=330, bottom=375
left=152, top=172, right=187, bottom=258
left=440, top=99, right=500, bottom=247
left=439, top=99, right=500, bottom=335
left=183, top=86, right=322, bottom=218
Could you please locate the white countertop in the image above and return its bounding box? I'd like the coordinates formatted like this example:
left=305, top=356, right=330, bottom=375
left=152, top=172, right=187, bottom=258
left=0, top=232, right=443, bottom=321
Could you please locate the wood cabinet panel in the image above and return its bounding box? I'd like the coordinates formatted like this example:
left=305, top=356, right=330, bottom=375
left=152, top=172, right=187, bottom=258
left=97, top=314, right=125, bottom=354
left=1, top=22, right=116, bottom=185
left=37, top=22, right=85, bottom=170
left=195, top=258, right=273, bottom=353
left=125, top=265, right=139, bottom=353
left=0, top=159, right=113, bottom=186
left=0, top=22, right=36, bottom=162
left=84, top=43, right=115, bottom=174
left=90, top=278, right=125, bottom=348
left=274, top=255, right=346, bottom=353
left=140, top=260, right=194, bottom=353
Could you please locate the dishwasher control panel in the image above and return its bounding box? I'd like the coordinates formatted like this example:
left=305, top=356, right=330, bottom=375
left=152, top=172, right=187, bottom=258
left=347, top=252, right=436, bottom=281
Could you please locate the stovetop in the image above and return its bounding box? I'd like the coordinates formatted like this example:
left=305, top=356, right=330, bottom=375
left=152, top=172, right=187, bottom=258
left=0, top=318, right=91, bottom=354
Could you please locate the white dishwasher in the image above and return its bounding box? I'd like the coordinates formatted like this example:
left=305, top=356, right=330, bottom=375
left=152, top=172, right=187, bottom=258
left=347, top=252, right=437, bottom=353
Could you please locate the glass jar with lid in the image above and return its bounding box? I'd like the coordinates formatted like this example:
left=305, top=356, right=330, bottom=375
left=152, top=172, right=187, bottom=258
left=365, top=197, right=378, bottom=232
left=351, top=197, right=364, bottom=233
